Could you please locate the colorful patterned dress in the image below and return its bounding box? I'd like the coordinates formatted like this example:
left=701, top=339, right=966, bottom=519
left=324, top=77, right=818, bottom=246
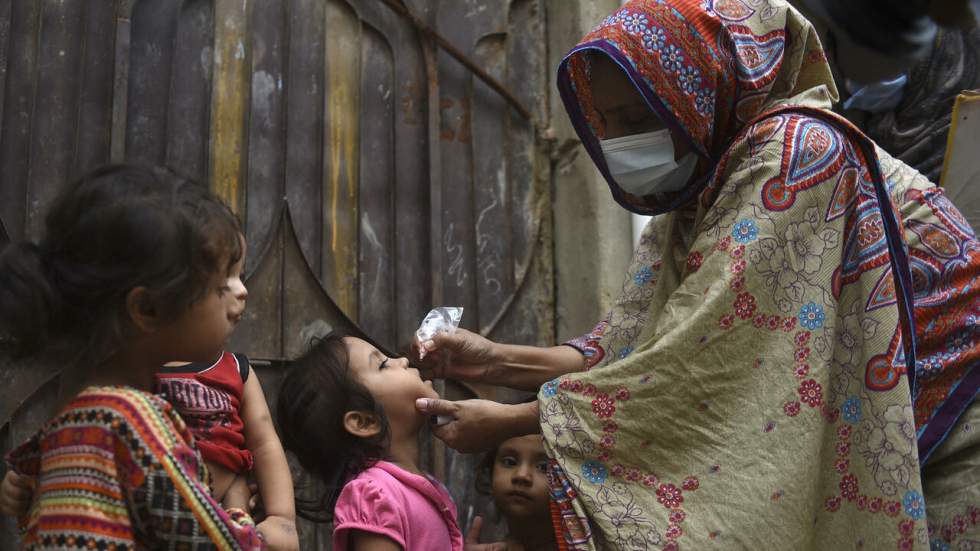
left=540, top=1, right=979, bottom=550
left=6, top=386, right=264, bottom=550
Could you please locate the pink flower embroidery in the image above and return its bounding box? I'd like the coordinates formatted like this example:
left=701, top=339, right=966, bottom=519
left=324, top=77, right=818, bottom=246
left=869, top=497, right=882, bottom=513
left=599, top=434, right=616, bottom=449
left=795, top=364, right=810, bottom=378
left=686, top=251, right=704, bottom=273
left=734, top=292, right=757, bottom=320
left=837, top=425, right=852, bottom=440
left=643, top=474, right=659, bottom=487
left=795, top=347, right=811, bottom=363
left=719, top=314, right=735, bottom=329
left=615, top=387, right=631, bottom=401
left=591, top=393, right=616, bottom=419
left=597, top=450, right=610, bottom=462
left=683, top=476, right=700, bottom=491
left=798, top=379, right=823, bottom=407
left=657, top=483, right=684, bottom=508
left=717, top=236, right=732, bottom=251
left=583, top=383, right=597, bottom=397
left=837, top=442, right=850, bottom=456
left=669, top=509, right=686, bottom=523
left=731, top=258, right=746, bottom=275
left=834, top=458, right=849, bottom=474
left=665, top=524, right=683, bottom=540
left=784, top=401, right=801, bottom=417
left=955, top=515, right=968, bottom=534
left=766, top=315, right=780, bottom=331
left=753, top=314, right=767, bottom=328
left=885, top=501, right=902, bottom=517
left=603, top=421, right=619, bottom=433
left=731, top=244, right=745, bottom=259
left=664, top=542, right=678, bottom=551
left=626, top=468, right=641, bottom=481
left=840, top=474, right=858, bottom=501
left=856, top=495, right=868, bottom=511
left=782, top=317, right=797, bottom=332
left=570, top=380, right=583, bottom=393
left=899, top=520, right=914, bottom=536
left=825, top=496, right=841, bottom=512
left=898, top=537, right=913, bottom=551
left=730, top=275, right=746, bottom=292
left=795, top=331, right=811, bottom=347
left=611, top=464, right=625, bottom=477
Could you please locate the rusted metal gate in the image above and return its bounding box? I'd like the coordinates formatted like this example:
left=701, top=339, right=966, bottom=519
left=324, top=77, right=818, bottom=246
left=0, top=0, right=552, bottom=547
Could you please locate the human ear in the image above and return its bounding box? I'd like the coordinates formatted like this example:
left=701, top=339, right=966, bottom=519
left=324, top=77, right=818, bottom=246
left=125, top=287, right=159, bottom=333
left=343, top=410, right=382, bottom=438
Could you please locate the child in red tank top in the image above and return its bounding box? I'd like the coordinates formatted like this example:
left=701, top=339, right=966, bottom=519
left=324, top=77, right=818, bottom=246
left=155, top=234, right=299, bottom=550
left=156, top=352, right=254, bottom=476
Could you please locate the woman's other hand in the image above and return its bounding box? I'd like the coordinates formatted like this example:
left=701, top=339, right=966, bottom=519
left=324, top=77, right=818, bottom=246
left=415, top=398, right=540, bottom=453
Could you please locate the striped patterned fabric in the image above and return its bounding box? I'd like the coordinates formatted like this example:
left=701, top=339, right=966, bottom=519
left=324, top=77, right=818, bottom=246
left=6, top=386, right=264, bottom=550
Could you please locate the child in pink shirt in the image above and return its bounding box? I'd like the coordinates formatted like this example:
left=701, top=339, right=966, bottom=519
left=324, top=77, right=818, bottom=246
left=277, top=332, right=484, bottom=550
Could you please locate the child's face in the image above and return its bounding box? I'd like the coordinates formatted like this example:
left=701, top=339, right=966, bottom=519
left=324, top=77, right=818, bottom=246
left=160, top=235, right=247, bottom=363
left=344, top=336, right=439, bottom=426
left=491, top=434, right=551, bottom=521
left=222, top=235, right=248, bottom=326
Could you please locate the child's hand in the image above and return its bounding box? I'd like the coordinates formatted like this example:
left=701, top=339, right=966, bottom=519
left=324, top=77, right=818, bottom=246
left=0, top=471, right=34, bottom=517
left=464, top=515, right=510, bottom=551
left=221, top=475, right=251, bottom=512
left=256, top=516, right=299, bottom=551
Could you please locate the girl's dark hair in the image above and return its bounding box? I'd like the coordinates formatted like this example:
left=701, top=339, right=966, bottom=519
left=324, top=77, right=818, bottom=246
left=0, top=164, right=242, bottom=364
left=277, top=332, right=391, bottom=523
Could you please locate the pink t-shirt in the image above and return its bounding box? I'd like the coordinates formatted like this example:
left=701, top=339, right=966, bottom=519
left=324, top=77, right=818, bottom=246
left=332, top=461, right=463, bottom=551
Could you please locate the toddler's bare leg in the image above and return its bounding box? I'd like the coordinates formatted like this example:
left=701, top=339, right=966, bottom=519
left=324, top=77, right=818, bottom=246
left=204, top=460, right=238, bottom=503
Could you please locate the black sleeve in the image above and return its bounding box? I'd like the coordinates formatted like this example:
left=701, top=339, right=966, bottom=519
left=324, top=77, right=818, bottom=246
left=233, top=352, right=250, bottom=383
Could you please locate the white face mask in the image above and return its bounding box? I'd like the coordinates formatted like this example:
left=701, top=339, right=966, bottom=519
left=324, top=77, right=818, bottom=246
left=600, top=129, right=698, bottom=197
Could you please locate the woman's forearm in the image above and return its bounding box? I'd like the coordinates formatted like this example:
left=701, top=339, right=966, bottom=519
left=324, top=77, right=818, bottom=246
left=492, top=344, right=587, bottom=391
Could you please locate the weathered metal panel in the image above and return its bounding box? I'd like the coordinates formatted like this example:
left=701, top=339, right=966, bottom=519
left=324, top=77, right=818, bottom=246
left=243, top=0, right=287, bottom=273
left=125, top=0, right=178, bottom=165
left=0, top=0, right=551, bottom=546
left=357, top=24, right=397, bottom=347
left=168, top=0, right=214, bottom=184
left=0, top=0, right=41, bottom=243
left=73, top=2, right=117, bottom=176
left=284, top=0, right=325, bottom=290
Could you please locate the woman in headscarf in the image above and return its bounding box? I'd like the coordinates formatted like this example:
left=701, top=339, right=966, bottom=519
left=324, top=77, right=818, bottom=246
left=415, top=0, right=980, bottom=548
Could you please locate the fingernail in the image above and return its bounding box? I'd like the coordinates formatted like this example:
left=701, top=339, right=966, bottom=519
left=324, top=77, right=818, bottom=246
left=423, top=340, right=435, bottom=350
left=415, top=398, right=429, bottom=411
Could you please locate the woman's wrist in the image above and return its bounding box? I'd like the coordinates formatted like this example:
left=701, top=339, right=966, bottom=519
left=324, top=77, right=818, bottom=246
left=503, top=401, right=541, bottom=438
left=492, top=345, right=587, bottom=391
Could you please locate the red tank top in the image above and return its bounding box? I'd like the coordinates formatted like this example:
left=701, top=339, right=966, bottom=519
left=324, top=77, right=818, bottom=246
left=155, top=351, right=253, bottom=473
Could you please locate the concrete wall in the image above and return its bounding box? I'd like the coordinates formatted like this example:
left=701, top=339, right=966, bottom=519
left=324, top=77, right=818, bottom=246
left=547, top=0, right=634, bottom=342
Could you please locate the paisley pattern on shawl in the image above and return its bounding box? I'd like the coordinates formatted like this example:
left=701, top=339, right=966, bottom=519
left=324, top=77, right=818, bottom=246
left=544, top=1, right=980, bottom=550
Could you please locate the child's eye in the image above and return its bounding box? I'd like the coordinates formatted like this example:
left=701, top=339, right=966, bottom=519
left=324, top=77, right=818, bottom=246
left=379, top=358, right=389, bottom=370
left=535, top=461, right=549, bottom=474
left=500, top=456, right=518, bottom=468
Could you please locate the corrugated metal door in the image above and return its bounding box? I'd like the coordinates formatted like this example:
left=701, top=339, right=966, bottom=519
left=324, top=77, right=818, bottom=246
left=0, top=0, right=551, bottom=547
